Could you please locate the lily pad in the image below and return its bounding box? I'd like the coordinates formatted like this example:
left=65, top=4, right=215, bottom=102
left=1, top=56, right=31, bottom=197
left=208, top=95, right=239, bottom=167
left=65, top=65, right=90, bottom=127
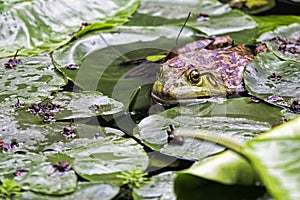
left=0, top=153, right=46, bottom=179
left=188, top=10, right=257, bottom=44
left=127, top=0, right=231, bottom=26
left=17, top=163, right=77, bottom=195
left=64, top=138, right=148, bottom=183
left=134, top=97, right=284, bottom=160
left=258, top=23, right=300, bottom=62
left=244, top=52, right=300, bottom=110
left=0, top=0, right=140, bottom=57
left=243, top=116, right=300, bottom=200
left=19, top=182, right=119, bottom=200
left=133, top=172, right=177, bottom=200
left=252, top=15, right=300, bottom=36
left=52, top=91, right=124, bottom=120
left=0, top=55, right=66, bottom=106
left=52, top=26, right=196, bottom=110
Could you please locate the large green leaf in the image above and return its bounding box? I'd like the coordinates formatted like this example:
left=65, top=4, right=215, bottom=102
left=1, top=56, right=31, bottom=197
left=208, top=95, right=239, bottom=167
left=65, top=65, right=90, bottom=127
left=64, top=138, right=148, bottom=183
left=0, top=0, right=140, bottom=57
left=258, top=23, right=300, bottom=62
left=244, top=52, right=300, bottom=110
left=52, top=26, right=196, bottom=110
left=18, top=163, right=77, bottom=195
left=188, top=10, right=257, bottom=44
left=127, top=0, right=231, bottom=26
left=0, top=55, right=66, bottom=106
left=19, top=182, right=119, bottom=200
left=252, top=15, right=300, bottom=36
left=52, top=91, right=124, bottom=120
left=0, top=153, right=46, bottom=179
left=133, top=172, right=176, bottom=200
left=243, top=117, right=300, bottom=200
left=134, top=97, right=284, bottom=159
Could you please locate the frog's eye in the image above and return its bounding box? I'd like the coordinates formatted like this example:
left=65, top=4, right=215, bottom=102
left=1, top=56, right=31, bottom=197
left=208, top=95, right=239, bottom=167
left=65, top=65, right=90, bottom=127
left=188, top=69, right=202, bottom=84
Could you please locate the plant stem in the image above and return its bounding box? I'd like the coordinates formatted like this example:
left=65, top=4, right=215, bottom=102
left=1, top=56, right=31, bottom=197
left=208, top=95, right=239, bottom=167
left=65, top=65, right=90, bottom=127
left=175, top=129, right=244, bottom=154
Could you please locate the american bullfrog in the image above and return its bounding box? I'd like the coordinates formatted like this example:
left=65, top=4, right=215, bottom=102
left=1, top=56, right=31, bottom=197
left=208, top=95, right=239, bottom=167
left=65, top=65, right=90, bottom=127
left=151, top=36, right=261, bottom=105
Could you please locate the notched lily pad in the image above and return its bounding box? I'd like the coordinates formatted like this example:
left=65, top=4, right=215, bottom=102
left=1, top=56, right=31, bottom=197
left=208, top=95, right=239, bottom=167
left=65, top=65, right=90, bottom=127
left=65, top=138, right=148, bottom=183
left=244, top=53, right=300, bottom=111
left=0, top=0, right=140, bottom=57
left=134, top=97, right=283, bottom=160
left=0, top=55, right=66, bottom=106
left=188, top=10, right=257, bottom=44
left=52, top=91, right=124, bottom=120
left=17, top=163, right=77, bottom=195
left=259, top=23, right=300, bottom=62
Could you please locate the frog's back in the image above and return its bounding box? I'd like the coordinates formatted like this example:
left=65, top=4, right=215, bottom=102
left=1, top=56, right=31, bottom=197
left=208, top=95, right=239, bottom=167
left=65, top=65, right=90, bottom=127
left=177, top=45, right=254, bottom=93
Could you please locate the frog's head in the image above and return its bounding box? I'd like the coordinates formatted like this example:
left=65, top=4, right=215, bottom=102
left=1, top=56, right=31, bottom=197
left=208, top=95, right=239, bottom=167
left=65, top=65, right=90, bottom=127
left=151, top=56, right=227, bottom=105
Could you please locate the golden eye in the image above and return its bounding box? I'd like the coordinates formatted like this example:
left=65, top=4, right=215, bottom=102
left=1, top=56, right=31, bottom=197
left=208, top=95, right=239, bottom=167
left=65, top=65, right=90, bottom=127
left=188, top=69, right=202, bottom=84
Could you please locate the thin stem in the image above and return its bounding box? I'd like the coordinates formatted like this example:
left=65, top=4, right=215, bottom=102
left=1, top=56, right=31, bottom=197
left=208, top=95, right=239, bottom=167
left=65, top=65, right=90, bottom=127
left=175, top=129, right=244, bottom=154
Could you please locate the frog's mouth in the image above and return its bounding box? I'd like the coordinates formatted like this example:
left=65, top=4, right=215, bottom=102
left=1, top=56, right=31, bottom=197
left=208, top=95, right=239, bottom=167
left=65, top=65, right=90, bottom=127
left=151, top=91, right=218, bottom=105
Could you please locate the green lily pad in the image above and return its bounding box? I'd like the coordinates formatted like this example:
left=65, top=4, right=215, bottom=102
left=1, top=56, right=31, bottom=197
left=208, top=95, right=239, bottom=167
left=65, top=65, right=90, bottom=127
left=64, top=138, right=148, bottom=183
left=134, top=97, right=284, bottom=159
left=252, top=15, right=300, bottom=36
left=0, top=153, right=46, bottom=179
left=243, top=116, right=300, bottom=200
left=18, top=163, right=77, bottom=195
left=52, top=91, right=124, bottom=120
left=19, top=182, right=119, bottom=200
left=188, top=10, right=257, bottom=44
left=52, top=26, right=196, bottom=110
left=258, top=23, right=300, bottom=62
left=0, top=55, right=66, bottom=106
left=0, top=0, right=140, bottom=57
left=133, top=172, right=176, bottom=199
left=244, top=52, right=300, bottom=110
left=127, top=0, right=231, bottom=26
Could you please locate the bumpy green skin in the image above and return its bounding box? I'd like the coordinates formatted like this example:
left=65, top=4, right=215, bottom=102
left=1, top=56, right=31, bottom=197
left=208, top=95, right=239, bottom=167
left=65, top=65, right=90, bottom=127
left=151, top=36, right=254, bottom=105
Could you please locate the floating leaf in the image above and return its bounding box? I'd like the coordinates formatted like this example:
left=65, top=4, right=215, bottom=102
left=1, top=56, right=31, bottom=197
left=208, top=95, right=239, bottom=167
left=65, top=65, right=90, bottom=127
left=244, top=52, right=300, bottom=110
left=127, top=0, right=231, bottom=26
left=243, top=117, right=300, bottom=200
left=258, top=23, right=300, bottom=62
left=252, top=15, right=300, bottom=36
left=52, top=26, right=196, bottom=110
left=19, top=182, right=119, bottom=200
left=0, top=55, right=66, bottom=106
left=52, top=91, right=124, bottom=120
left=18, top=163, right=77, bottom=195
left=188, top=10, right=257, bottom=44
left=65, top=138, right=148, bottom=183
left=134, top=97, right=284, bottom=159
left=133, top=172, right=176, bottom=199
left=0, top=0, right=140, bottom=57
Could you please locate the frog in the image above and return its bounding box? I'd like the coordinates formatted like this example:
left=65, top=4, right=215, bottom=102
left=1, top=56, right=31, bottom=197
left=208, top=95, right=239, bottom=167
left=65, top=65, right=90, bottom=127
left=151, top=36, right=264, bottom=105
